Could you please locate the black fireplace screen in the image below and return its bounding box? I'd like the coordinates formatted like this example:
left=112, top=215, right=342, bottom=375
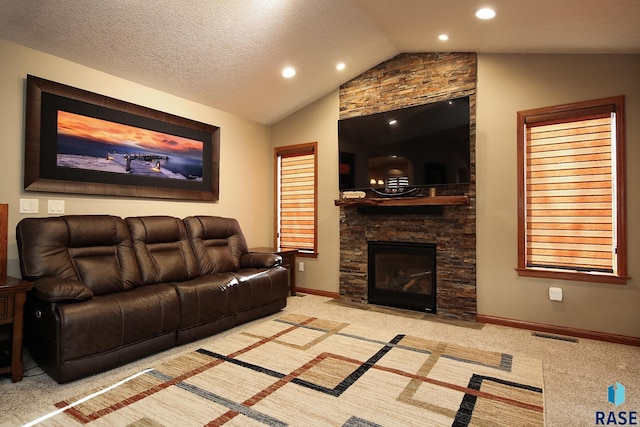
left=368, top=241, right=436, bottom=313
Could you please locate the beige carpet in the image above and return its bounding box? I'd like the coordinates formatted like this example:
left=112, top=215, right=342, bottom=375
left=5, top=295, right=639, bottom=426
left=29, top=313, right=544, bottom=426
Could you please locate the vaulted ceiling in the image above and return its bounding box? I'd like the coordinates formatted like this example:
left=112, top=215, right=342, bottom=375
left=1, top=0, right=638, bottom=125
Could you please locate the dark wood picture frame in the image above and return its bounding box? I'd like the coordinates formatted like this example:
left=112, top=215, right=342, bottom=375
left=24, top=75, right=220, bottom=201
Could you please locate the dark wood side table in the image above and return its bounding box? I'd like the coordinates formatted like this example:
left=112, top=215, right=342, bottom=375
left=249, top=247, right=298, bottom=296
left=0, top=276, right=33, bottom=382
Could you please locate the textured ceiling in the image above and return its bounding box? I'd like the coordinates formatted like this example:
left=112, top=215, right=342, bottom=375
left=1, top=0, right=639, bottom=125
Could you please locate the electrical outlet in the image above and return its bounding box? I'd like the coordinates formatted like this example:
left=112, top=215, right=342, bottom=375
left=298, top=261, right=304, bottom=272
left=549, top=287, right=563, bottom=301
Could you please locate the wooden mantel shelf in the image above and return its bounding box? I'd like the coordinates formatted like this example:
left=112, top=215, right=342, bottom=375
left=334, top=195, right=469, bottom=207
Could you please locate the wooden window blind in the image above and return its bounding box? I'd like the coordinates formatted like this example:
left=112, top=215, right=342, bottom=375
left=276, top=143, right=317, bottom=254
left=525, top=114, right=614, bottom=272
left=517, top=96, right=628, bottom=284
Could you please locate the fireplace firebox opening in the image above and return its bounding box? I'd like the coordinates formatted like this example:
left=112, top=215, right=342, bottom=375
left=368, top=241, right=436, bottom=313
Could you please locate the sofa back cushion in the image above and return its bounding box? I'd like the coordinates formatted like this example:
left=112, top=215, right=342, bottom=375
left=16, top=215, right=142, bottom=295
left=184, top=216, right=249, bottom=274
left=126, top=216, right=199, bottom=285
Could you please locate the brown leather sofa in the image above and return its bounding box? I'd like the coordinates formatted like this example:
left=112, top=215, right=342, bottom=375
left=16, top=215, right=289, bottom=383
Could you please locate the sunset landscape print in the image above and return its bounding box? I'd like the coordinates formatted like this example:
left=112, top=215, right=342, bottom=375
left=56, top=111, right=204, bottom=180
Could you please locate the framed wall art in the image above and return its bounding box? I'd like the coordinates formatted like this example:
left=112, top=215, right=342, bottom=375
left=24, top=75, right=220, bottom=201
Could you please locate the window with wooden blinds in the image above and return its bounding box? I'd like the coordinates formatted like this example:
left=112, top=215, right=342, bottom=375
left=275, top=142, right=317, bottom=255
left=517, top=96, right=628, bottom=284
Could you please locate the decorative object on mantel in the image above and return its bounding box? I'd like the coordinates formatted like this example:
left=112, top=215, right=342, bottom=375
left=371, top=187, right=419, bottom=197
left=334, top=195, right=469, bottom=207
left=369, top=176, right=419, bottom=197
left=341, top=190, right=366, bottom=199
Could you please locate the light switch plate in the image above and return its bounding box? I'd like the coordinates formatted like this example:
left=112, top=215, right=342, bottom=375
left=48, top=199, right=65, bottom=214
left=19, top=198, right=39, bottom=213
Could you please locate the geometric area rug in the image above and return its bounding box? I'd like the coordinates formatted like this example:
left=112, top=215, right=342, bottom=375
left=34, top=314, right=545, bottom=426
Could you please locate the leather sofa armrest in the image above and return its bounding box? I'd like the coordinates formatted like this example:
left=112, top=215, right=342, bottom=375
left=240, top=253, right=283, bottom=269
left=32, top=278, right=93, bottom=303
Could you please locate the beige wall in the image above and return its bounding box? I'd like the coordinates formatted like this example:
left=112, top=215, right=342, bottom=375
left=3, top=37, right=639, bottom=337
left=273, top=54, right=640, bottom=338
left=1, top=39, right=273, bottom=277
left=476, top=54, right=640, bottom=338
left=270, top=91, right=341, bottom=294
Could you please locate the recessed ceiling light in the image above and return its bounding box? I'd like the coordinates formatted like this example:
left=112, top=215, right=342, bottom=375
left=282, top=67, right=296, bottom=78
left=388, top=119, right=397, bottom=126
left=476, top=7, right=496, bottom=20
left=336, top=62, right=346, bottom=71
left=438, top=34, right=449, bottom=41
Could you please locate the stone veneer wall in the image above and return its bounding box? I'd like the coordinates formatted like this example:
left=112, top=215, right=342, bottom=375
left=338, top=53, right=477, bottom=320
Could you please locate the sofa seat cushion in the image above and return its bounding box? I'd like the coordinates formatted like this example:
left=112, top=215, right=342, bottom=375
left=233, top=267, right=290, bottom=312
left=170, top=273, right=240, bottom=330
left=57, top=284, right=180, bottom=361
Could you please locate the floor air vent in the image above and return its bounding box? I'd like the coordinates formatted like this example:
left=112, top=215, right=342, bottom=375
left=532, top=332, right=579, bottom=343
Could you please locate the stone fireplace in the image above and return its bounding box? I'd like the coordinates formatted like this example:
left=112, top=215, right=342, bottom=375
left=337, top=53, right=477, bottom=321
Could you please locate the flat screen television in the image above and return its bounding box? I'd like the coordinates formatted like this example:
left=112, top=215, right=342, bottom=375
left=338, top=96, right=470, bottom=193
